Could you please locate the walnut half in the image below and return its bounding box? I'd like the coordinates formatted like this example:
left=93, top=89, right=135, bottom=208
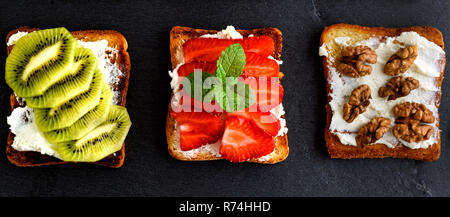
left=356, top=117, right=391, bottom=146
left=393, top=119, right=434, bottom=143
left=337, top=46, right=378, bottom=77
left=378, top=76, right=419, bottom=100
left=392, top=102, right=435, bottom=143
left=384, top=46, right=418, bottom=76
left=343, top=84, right=371, bottom=123
left=393, top=102, right=435, bottom=123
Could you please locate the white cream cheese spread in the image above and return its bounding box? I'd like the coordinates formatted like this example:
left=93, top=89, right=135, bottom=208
left=168, top=26, right=288, bottom=160
left=320, top=32, right=445, bottom=149
left=8, top=106, right=62, bottom=159
left=7, top=31, right=29, bottom=46
left=6, top=31, right=125, bottom=157
left=199, top=25, right=244, bottom=39
left=77, top=40, right=124, bottom=105
left=319, top=44, right=328, bottom=57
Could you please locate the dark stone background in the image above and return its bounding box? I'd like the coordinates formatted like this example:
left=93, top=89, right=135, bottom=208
left=0, top=0, right=449, bottom=196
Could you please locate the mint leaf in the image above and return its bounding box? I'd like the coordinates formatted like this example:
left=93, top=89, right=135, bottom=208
left=182, top=71, right=220, bottom=102
left=215, top=43, right=246, bottom=82
left=213, top=80, right=255, bottom=112
left=180, top=43, right=252, bottom=112
left=232, top=80, right=256, bottom=111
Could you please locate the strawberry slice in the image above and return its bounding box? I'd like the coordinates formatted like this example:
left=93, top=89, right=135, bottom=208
left=220, top=116, right=276, bottom=162
left=170, top=110, right=224, bottom=151
left=240, top=36, right=274, bottom=57
left=175, top=91, right=224, bottom=115
left=177, top=62, right=217, bottom=77
left=183, top=36, right=275, bottom=63
left=177, top=53, right=278, bottom=78
left=242, top=52, right=279, bottom=78
left=228, top=110, right=281, bottom=137
left=243, top=77, right=284, bottom=112
left=183, top=38, right=234, bottom=63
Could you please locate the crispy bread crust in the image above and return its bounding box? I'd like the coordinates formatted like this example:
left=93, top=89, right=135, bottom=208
left=167, top=26, right=288, bottom=164
left=5, top=27, right=131, bottom=167
left=321, top=24, right=445, bottom=161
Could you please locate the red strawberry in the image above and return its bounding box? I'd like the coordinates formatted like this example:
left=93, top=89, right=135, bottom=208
left=242, top=77, right=284, bottom=112
left=170, top=110, right=224, bottom=151
left=177, top=53, right=279, bottom=78
left=220, top=116, right=276, bottom=162
left=242, top=52, right=279, bottom=78
left=228, top=110, right=281, bottom=137
left=183, top=38, right=234, bottom=63
left=183, top=36, right=275, bottom=63
left=177, top=62, right=217, bottom=77
left=175, top=91, right=224, bottom=115
left=240, top=36, right=274, bottom=57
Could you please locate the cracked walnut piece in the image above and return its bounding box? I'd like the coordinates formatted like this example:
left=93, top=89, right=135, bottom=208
left=393, top=102, right=435, bottom=123
left=356, top=117, right=391, bottom=146
left=393, top=119, right=434, bottom=143
left=378, top=76, right=419, bottom=100
left=384, top=46, right=418, bottom=76
left=343, top=84, right=371, bottom=123
left=392, top=102, right=435, bottom=143
left=337, top=45, right=377, bottom=77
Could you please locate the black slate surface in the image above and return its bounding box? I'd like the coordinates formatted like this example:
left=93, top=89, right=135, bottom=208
left=0, top=0, right=449, bottom=197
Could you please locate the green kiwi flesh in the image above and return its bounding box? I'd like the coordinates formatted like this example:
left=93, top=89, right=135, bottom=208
left=5, top=27, right=76, bottom=97
left=34, top=69, right=104, bottom=132
left=43, top=83, right=113, bottom=144
left=57, top=105, right=132, bottom=162
left=25, top=47, right=97, bottom=108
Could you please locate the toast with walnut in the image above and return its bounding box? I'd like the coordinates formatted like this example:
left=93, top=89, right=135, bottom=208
left=320, top=24, right=445, bottom=161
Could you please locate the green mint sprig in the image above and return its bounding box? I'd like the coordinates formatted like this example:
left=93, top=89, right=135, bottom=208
left=182, top=43, right=255, bottom=112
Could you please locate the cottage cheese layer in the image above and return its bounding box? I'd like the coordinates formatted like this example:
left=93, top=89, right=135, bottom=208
left=7, top=31, right=29, bottom=46
left=6, top=31, right=125, bottom=158
left=168, top=26, right=287, bottom=160
left=8, top=107, right=61, bottom=158
left=320, top=32, right=445, bottom=149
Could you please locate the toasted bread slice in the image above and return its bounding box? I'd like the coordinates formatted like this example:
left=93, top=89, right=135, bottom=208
left=320, top=24, right=445, bottom=161
left=5, top=26, right=131, bottom=168
left=166, top=26, right=288, bottom=164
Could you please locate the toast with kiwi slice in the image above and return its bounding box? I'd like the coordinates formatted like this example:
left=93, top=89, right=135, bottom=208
left=5, top=26, right=131, bottom=168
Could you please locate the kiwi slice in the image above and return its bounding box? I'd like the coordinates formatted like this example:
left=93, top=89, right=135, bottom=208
left=43, top=83, right=113, bottom=144
left=34, top=69, right=104, bottom=132
left=5, top=27, right=76, bottom=97
left=25, top=47, right=97, bottom=108
left=57, top=105, right=132, bottom=162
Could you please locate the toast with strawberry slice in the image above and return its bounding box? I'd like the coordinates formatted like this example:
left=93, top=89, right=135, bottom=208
left=166, top=26, right=288, bottom=164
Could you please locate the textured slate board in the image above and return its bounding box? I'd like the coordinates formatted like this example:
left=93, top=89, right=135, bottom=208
left=0, top=0, right=449, bottom=197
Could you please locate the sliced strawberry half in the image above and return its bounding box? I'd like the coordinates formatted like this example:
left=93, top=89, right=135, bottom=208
left=178, top=53, right=278, bottom=78
left=183, top=38, right=234, bottom=63
left=242, top=52, right=279, bottom=78
left=171, top=110, right=224, bottom=151
left=242, top=77, right=284, bottom=112
left=183, top=36, right=275, bottom=63
left=228, top=110, right=281, bottom=137
left=177, top=62, right=217, bottom=77
left=220, top=116, right=276, bottom=163
left=175, top=91, right=224, bottom=115
left=240, top=36, right=274, bottom=57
